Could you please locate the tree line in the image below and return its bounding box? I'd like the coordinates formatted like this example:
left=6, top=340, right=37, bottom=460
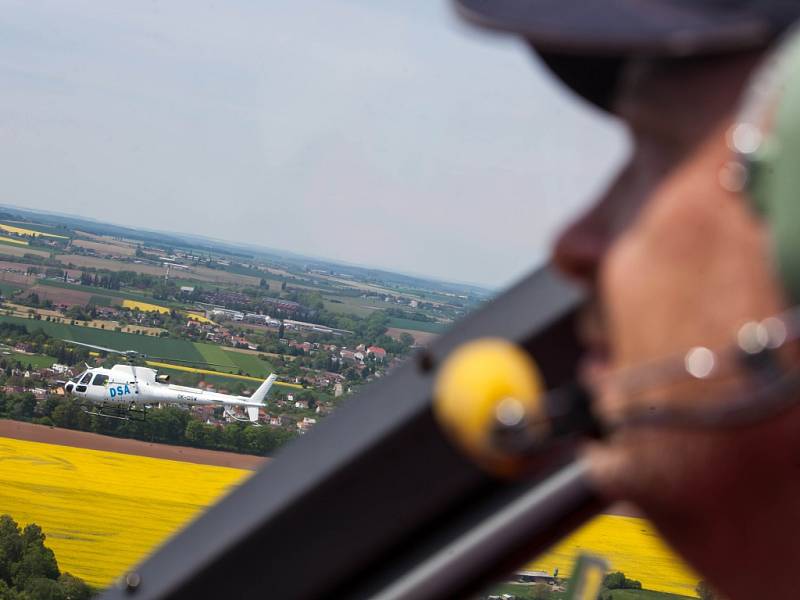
left=0, top=393, right=295, bottom=457
left=0, top=515, right=92, bottom=600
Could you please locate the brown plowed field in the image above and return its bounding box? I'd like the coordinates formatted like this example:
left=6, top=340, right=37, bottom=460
left=0, top=419, right=267, bottom=470
left=56, top=254, right=259, bottom=285
left=0, top=246, right=49, bottom=259
left=28, top=285, right=95, bottom=307
left=387, top=327, right=437, bottom=346
left=72, top=239, right=137, bottom=257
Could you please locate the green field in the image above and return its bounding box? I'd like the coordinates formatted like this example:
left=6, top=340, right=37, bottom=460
left=0, top=283, right=22, bottom=297
left=88, top=294, right=113, bottom=306
left=323, top=295, right=385, bottom=318
left=0, top=351, right=58, bottom=369
left=386, top=317, right=447, bottom=333
left=491, top=583, right=695, bottom=600
left=0, top=315, right=205, bottom=363
left=193, top=342, right=239, bottom=369
left=224, top=350, right=273, bottom=377
left=192, top=344, right=274, bottom=377
left=0, top=315, right=276, bottom=376
left=0, top=237, right=29, bottom=248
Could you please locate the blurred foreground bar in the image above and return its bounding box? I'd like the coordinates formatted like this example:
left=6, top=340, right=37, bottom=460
left=99, top=266, right=603, bottom=600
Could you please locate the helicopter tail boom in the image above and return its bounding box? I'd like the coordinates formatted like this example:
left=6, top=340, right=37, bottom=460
left=242, top=374, right=277, bottom=422
left=250, top=374, right=277, bottom=403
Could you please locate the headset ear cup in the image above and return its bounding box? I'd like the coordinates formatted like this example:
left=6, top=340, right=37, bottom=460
left=740, top=27, right=800, bottom=304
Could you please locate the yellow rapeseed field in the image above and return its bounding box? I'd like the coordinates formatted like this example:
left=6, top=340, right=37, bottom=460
left=183, top=311, right=215, bottom=324
left=0, top=236, right=28, bottom=246
left=122, top=299, right=171, bottom=314
left=0, top=435, right=697, bottom=596
left=0, top=223, right=68, bottom=239
left=0, top=436, right=250, bottom=589
left=525, top=514, right=699, bottom=597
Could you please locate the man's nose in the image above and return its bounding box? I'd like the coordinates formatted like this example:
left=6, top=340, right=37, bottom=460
left=551, top=159, right=649, bottom=285
left=551, top=212, right=611, bottom=285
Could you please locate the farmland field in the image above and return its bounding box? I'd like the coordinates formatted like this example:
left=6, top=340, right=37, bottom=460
left=88, top=294, right=113, bottom=306
left=0, top=236, right=28, bottom=246
left=224, top=350, right=273, bottom=376
left=55, top=254, right=260, bottom=286
left=38, top=279, right=187, bottom=308
left=122, top=299, right=171, bottom=313
left=1, top=351, right=57, bottom=369
left=0, top=315, right=206, bottom=362
left=55, top=254, right=166, bottom=276
left=386, top=317, right=447, bottom=333
left=322, top=296, right=383, bottom=318
left=386, top=327, right=437, bottom=346
left=492, top=583, right=694, bottom=599
left=0, top=436, right=251, bottom=588
left=28, top=285, right=95, bottom=307
left=0, top=223, right=68, bottom=239
left=72, top=239, right=136, bottom=257
left=522, top=514, right=699, bottom=597
left=0, top=245, right=49, bottom=258
left=0, top=315, right=275, bottom=374
left=1, top=221, right=72, bottom=237
left=0, top=437, right=697, bottom=595
left=193, top=343, right=239, bottom=369
left=0, top=282, right=22, bottom=297
left=189, top=344, right=273, bottom=376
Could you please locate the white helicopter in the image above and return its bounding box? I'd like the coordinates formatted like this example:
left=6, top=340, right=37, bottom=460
left=62, top=340, right=276, bottom=424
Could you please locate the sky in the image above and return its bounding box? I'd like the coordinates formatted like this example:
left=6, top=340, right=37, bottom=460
left=0, top=0, right=628, bottom=289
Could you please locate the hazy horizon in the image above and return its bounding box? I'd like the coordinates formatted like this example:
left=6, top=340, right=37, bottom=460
left=1, top=0, right=628, bottom=288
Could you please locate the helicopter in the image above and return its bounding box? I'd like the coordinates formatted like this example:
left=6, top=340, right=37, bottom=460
left=62, top=340, right=277, bottom=424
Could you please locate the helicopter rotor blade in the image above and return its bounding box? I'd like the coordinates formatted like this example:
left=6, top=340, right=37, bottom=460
left=63, top=340, right=135, bottom=356
left=64, top=340, right=237, bottom=369
left=146, top=356, right=232, bottom=369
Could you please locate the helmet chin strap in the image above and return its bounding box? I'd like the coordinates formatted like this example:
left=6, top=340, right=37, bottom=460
left=591, top=307, right=800, bottom=431
left=440, top=308, right=800, bottom=472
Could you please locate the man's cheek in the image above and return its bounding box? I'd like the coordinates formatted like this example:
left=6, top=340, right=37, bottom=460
left=599, top=233, right=658, bottom=366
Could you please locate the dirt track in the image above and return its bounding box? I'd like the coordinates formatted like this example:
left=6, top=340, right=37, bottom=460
left=0, top=420, right=267, bottom=470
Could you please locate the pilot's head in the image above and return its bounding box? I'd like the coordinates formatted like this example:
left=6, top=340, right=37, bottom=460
left=456, top=2, right=800, bottom=598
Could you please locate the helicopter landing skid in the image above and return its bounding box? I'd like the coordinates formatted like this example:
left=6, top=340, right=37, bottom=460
left=223, top=406, right=259, bottom=425
left=82, top=402, right=147, bottom=422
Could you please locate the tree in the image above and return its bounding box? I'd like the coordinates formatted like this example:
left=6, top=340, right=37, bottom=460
left=22, top=578, right=65, bottom=600
left=0, top=516, right=90, bottom=600
left=56, top=573, right=91, bottom=600
left=0, top=516, right=23, bottom=583
left=8, top=395, right=36, bottom=421
left=11, top=524, right=59, bottom=589
left=603, top=572, right=641, bottom=590
left=399, top=332, right=415, bottom=349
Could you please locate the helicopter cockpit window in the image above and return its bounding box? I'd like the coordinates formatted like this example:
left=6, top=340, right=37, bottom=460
left=0, top=1, right=643, bottom=597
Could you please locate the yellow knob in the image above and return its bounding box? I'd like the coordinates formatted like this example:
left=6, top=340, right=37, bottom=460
left=433, top=338, right=546, bottom=477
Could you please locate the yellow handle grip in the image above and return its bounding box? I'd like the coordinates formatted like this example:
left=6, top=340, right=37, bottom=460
left=433, top=338, right=547, bottom=477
